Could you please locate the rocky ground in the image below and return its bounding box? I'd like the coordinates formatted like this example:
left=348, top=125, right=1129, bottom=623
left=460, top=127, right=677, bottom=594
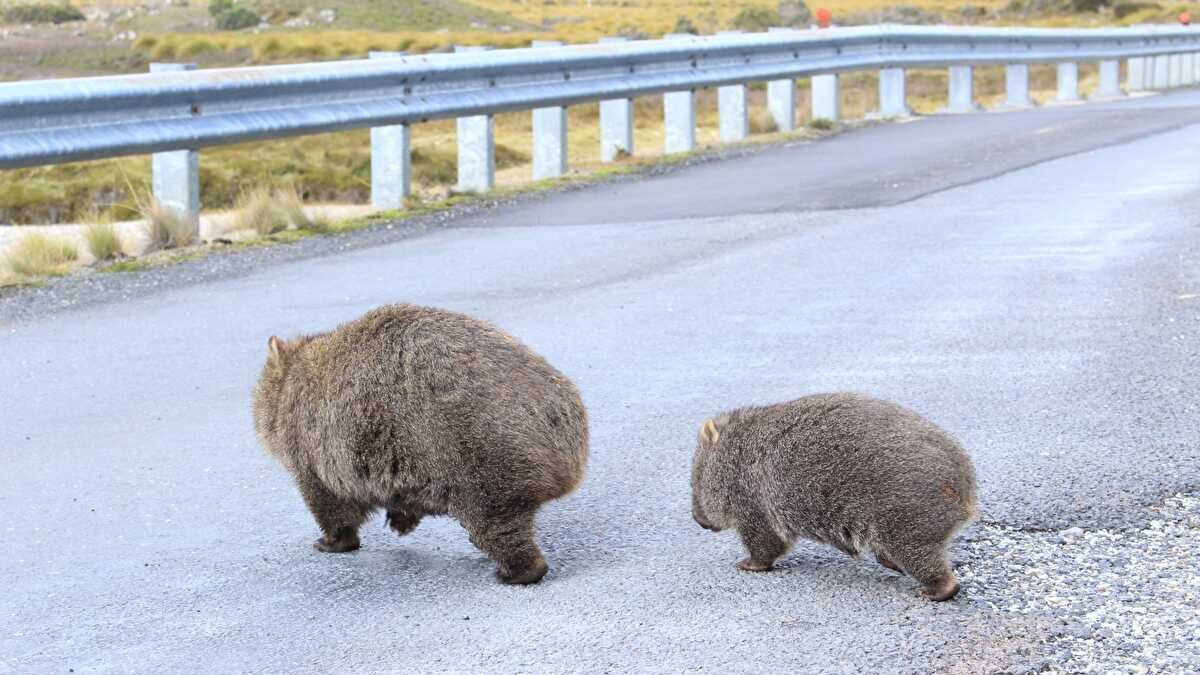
left=960, top=493, right=1200, bottom=673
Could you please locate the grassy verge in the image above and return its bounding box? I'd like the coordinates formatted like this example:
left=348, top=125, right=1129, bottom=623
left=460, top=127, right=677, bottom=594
left=0, top=121, right=840, bottom=289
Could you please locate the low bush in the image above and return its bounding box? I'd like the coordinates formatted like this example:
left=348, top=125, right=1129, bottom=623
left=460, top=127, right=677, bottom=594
left=1, top=3, right=84, bottom=25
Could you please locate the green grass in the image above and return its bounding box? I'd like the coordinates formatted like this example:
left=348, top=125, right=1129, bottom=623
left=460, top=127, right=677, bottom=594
left=99, top=250, right=201, bottom=273
left=252, top=0, right=534, bottom=31
left=98, top=258, right=151, bottom=273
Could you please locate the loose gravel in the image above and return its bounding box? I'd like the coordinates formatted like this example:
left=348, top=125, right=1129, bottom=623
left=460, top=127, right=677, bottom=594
left=959, top=493, right=1200, bottom=673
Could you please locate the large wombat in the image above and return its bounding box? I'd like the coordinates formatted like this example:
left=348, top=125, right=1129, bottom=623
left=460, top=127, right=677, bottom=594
left=690, top=392, right=977, bottom=600
left=254, top=304, right=588, bottom=584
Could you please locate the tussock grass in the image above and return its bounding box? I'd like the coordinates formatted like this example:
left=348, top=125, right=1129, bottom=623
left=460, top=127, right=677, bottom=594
left=144, top=200, right=197, bottom=251
left=233, top=185, right=331, bottom=236
left=235, top=187, right=290, bottom=236
left=3, top=234, right=79, bottom=277
left=84, top=220, right=122, bottom=261
left=276, top=186, right=316, bottom=230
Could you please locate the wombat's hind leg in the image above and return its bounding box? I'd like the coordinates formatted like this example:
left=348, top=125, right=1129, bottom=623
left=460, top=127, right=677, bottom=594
left=465, top=509, right=549, bottom=585
left=735, top=524, right=788, bottom=572
left=893, top=543, right=960, bottom=601
left=297, top=475, right=370, bottom=553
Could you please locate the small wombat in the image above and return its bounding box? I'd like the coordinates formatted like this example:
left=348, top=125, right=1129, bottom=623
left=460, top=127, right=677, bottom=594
left=253, top=304, right=588, bottom=584
left=690, top=392, right=977, bottom=601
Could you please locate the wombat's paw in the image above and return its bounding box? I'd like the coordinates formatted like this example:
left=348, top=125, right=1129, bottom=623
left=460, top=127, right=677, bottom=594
left=736, top=558, right=774, bottom=572
left=919, top=578, right=961, bottom=602
left=497, top=559, right=550, bottom=585
left=386, top=512, right=421, bottom=537
left=314, top=531, right=360, bottom=553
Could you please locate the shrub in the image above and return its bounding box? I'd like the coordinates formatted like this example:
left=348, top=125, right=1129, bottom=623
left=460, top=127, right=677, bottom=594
left=1113, top=0, right=1157, bottom=17
left=4, top=234, right=79, bottom=277
left=778, top=0, right=813, bottom=26
left=215, top=6, right=259, bottom=31
left=672, top=16, right=699, bottom=35
left=809, top=117, right=834, bottom=130
left=2, top=3, right=84, bottom=25
left=208, top=0, right=232, bottom=18
left=732, top=7, right=781, bottom=32
left=1070, top=0, right=1110, bottom=11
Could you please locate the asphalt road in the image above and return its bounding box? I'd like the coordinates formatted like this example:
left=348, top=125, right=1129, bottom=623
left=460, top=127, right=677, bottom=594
left=2, top=89, right=1199, bottom=674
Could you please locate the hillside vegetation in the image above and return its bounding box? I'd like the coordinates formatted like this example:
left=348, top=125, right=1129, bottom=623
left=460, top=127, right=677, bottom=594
left=1, top=0, right=1197, bottom=226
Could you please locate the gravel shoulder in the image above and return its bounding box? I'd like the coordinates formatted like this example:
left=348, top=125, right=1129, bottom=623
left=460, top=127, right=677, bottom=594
left=959, top=492, right=1200, bottom=673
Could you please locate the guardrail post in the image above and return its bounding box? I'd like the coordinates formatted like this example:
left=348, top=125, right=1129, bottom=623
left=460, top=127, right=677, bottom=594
left=369, top=51, right=411, bottom=210
left=1152, top=54, right=1170, bottom=89
left=663, top=34, right=696, bottom=154
left=811, top=73, right=840, bottom=122
left=877, top=67, right=909, bottom=118
left=1095, top=60, right=1123, bottom=98
left=598, top=37, right=634, bottom=162
left=1183, top=53, right=1196, bottom=86
left=1127, top=57, right=1146, bottom=91
left=1169, top=53, right=1183, bottom=87
left=531, top=41, right=568, bottom=180
left=454, top=45, right=495, bottom=193
left=941, top=65, right=976, bottom=113
left=716, top=32, right=749, bottom=142
left=766, top=28, right=796, bottom=132
left=1056, top=62, right=1080, bottom=102
left=1004, top=64, right=1032, bottom=108
left=149, top=62, right=200, bottom=235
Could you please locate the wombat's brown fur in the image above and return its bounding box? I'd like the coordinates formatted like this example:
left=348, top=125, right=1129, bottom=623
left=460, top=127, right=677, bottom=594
left=253, top=304, right=588, bottom=585
left=690, top=392, right=977, bottom=601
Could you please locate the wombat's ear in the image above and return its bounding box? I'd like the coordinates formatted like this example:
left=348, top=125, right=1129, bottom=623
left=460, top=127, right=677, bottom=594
left=699, top=418, right=721, bottom=447
left=268, top=335, right=284, bottom=360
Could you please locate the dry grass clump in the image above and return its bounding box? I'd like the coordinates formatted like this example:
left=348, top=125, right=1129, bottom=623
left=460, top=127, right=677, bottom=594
left=235, top=187, right=290, bottom=236
left=83, top=212, right=123, bottom=261
left=143, top=201, right=197, bottom=251
left=234, top=185, right=330, bottom=236
left=3, top=234, right=80, bottom=277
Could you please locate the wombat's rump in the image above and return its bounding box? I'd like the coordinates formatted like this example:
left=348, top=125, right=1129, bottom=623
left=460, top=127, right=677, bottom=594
left=690, top=392, right=976, bottom=600
left=254, top=304, right=588, bottom=584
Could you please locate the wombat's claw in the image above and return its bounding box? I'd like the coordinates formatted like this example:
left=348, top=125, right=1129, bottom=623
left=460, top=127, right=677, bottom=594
left=736, top=558, right=774, bottom=572
left=313, top=532, right=360, bottom=553
left=876, top=555, right=902, bottom=574
left=919, top=580, right=961, bottom=602
left=497, top=560, right=549, bottom=585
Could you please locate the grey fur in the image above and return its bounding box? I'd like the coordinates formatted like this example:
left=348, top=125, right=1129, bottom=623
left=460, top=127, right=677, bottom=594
left=691, top=392, right=977, bottom=601
left=253, top=304, right=589, bottom=585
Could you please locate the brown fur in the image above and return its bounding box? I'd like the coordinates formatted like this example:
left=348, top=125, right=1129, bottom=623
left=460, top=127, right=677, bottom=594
left=254, top=304, right=589, bottom=584
left=691, top=392, right=977, bottom=601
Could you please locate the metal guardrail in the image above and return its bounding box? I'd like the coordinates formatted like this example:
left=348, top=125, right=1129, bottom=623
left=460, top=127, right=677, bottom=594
left=1, top=24, right=1199, bottom=222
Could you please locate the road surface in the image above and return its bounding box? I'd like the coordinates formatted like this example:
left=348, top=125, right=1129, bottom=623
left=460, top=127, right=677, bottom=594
left=2, top=89, right=1199, bottom=674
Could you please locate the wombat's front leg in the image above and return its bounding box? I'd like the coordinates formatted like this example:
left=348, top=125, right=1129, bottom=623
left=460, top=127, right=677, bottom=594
left=464, top=510, right=549, bottom=585
left=386, top=500, right=423, bottom=537
left=296, top=474, right=370, bottom=553
left=735, top=523, right=788, bottom=572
